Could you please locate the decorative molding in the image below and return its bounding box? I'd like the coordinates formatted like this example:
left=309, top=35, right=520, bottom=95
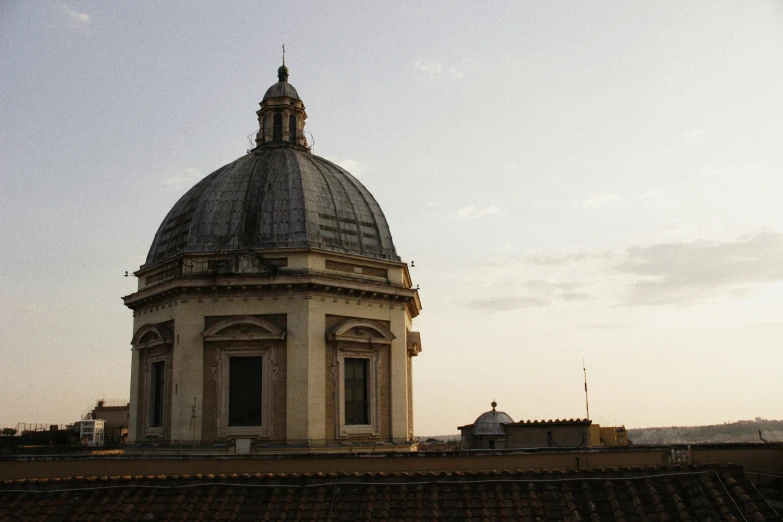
left=327, top=318, right=395, bottom=344
left=407, top=331, right=422, bottom=356
left=131, top=323, right=173, bottom=349
left=123, top=275, right=420, bottom=319
left=202, top=316, right=286, bottom=341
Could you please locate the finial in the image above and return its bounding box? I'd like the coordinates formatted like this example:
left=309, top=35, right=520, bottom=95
left=491, top=400, right=497, bottom=411
left=277, top=45, right=289, bottom=82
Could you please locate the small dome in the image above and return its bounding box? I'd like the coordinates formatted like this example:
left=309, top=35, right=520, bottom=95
left=263, top=81, right=300, bottom=101
left=473, top=407, right=514, bottom=436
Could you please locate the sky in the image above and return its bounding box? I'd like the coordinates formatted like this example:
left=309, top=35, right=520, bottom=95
left=1, top=1, right=782, bottom=436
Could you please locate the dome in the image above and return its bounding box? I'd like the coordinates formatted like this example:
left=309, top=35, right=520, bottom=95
left=472, top=404, right=514, bottom=436
left=263, top=61, right=299, bottom=100
left=145, top=147, right=399, bottom=266
left=263, top=81, right=300, bottom=101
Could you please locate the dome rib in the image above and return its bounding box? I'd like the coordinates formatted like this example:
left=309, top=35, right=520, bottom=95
left=238, top=149, right=269, bottom=248
left=306, top=155, right=368, bottom=255
left=320, top=157, right=391, bottom=257
left=297, top=152, right=347, bottom=252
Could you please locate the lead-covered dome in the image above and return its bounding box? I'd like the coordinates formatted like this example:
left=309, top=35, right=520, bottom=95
left=472, top=402, right=514, bottom=436
left=263, top=81, right=299, bottom=100
left=146, top=148, right=399, bottom=266
left=263, top=63, right=300, bottom=100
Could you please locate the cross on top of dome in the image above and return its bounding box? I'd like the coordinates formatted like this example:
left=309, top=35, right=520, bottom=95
left=278, top=44, right=289, bottom=82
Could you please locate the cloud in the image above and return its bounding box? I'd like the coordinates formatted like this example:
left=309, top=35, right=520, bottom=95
left=414, top=56, right=480, bottom=79
left=582, top=192, right=623, bottom=209
left=616, top=232, right=783, bottom=305
left=520, top=252, right=609, bottom=265
left=461, top=232, right=783, bottom=311
left=414, top=60, right=444, bottom=76
left=461, top=279, right=592, bottom=312
left=522, top=280, right=583, bottom=293
left=451, top=205, right=499, bottom=220
left=468, top=297, right=549, bottom=312
left=684, top=129, right=703, bottom=141
left=338, top=159, right=367, bottom=177
left=160, top=167, right=203, bottom=191
left=638, top=187, right=674, bottom=208
left=55, top=3, right=90, bottom=27
left=560, top=292, right=594, bottom=301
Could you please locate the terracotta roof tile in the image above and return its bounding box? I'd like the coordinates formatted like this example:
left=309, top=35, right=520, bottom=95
left=1, top=465, right=780, bottom=521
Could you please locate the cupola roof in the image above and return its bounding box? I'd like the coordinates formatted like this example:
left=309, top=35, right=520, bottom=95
left=471, top=401, right=514, bottom=436
left=263, top=51, right=299, bottom=100
left=263, top=79, right=300, bottom=101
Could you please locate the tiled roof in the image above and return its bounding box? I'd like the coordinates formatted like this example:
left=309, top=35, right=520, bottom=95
left=511, top=418, right=592, bottom=425
left=1, top=465, right=779, bottom=521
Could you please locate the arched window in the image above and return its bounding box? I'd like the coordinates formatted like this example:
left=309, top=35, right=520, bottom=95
left=273, top=113, right=283, bottom=142
left=289, top=115, right=297, bottom=144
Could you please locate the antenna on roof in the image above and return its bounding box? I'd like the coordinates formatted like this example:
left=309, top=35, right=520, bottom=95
left=282, top=44, right=285, bottom=66
left=583, top=359, right=590, bottom=421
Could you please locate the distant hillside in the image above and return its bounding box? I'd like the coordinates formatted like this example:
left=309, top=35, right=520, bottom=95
left=628, top=419, right=783, bottom=445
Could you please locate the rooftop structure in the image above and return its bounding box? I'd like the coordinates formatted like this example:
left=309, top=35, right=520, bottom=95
left=123, top=59, right=421, bottom=452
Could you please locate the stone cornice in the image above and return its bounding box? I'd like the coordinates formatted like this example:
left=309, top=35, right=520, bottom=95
left=123, top=272, right=421, bottom=318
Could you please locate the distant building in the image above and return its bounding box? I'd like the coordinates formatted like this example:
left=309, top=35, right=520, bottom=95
left=76, top=419, right=105, bottom=446
left=458, top=401, right=514, bottom=449
left=590, top=424, right=629, bottom=447
left=506, top=418, right=591, bottom=448
left=460, top=403, right=629, bottom=449
left=90, top=400, right=129, bottom=445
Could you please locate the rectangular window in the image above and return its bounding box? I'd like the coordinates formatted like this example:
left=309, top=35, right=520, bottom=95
left=344, top=358, right=369, bottom=425
left=149, top=361, right=165, bottom=427
left=228, top=357, right=263, bottom=426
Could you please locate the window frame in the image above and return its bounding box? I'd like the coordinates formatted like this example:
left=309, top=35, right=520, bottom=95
left=216, top=346, right=274, bottom=439
left=336, top=346, right=380, bottom=437
left=273, top=112, right=283, bottom=142
left=149, top=359, right=166, bottom=427
left=288, top=114, right=297, bottom=143
left=142, top=347, right=170, bottom=438
left=343, top=357, right=369, bottom=425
